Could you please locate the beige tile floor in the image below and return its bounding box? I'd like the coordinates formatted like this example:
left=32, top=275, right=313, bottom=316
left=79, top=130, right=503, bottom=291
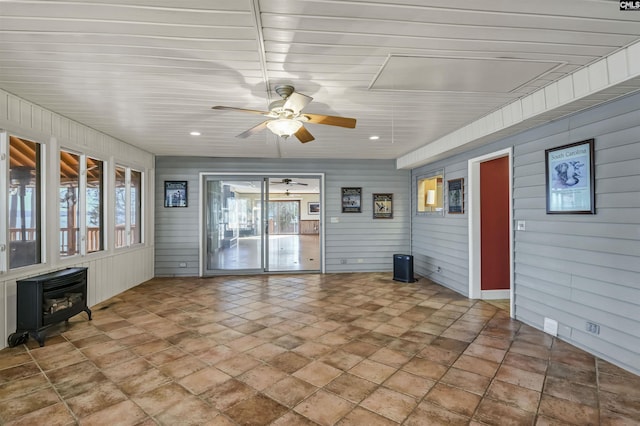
left=1, top=273, right=639, bottom=425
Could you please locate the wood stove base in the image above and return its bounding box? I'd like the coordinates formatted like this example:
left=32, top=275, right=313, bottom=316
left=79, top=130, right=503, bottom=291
left=8, top=308, right=92, bottom=347
left=9, top=267, right=92, bottom=348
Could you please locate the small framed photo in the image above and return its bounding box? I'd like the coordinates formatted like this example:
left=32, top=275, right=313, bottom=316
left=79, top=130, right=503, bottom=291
left=373, top=193, right=393, bottom=219
left=545, top=139, right=595, bottom=214
left=447, top=178, right=464, bottom=214
left=164, top=181, right=188, bottom=207
left=341, top=187, right=362, bottom=213
left=308, top=202, right=320, bottom=215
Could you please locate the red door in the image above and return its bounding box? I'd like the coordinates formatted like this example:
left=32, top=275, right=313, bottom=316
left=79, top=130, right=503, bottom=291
left=480, top=156, right=509, bottom=290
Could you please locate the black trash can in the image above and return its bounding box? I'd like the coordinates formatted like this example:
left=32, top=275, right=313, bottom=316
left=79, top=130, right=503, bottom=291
left=393, top=254, right=415, bottom=283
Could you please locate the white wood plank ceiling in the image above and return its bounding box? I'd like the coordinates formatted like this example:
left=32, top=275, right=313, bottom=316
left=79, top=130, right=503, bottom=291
left=1, top=0, right=639, bottom=163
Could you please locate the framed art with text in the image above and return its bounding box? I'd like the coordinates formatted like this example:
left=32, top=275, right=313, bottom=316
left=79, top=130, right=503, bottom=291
left=447, top=178, right=464, bottom=214
left=341, top=187, right=362, bottom=213
left=164, top=181, right=188, bottom=207
left=545, top=139, right=595, bottom=214
left=373, top=193, right=393, bottom=219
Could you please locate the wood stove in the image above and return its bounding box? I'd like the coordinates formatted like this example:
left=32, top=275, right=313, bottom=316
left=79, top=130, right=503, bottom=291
left=8, top=267, right=92, bottom=347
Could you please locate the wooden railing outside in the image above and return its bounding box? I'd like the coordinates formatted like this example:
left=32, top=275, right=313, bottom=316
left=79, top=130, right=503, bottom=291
left=9, top=228, right=37, bottom=241
left=11, top=226, right=119, bottom=255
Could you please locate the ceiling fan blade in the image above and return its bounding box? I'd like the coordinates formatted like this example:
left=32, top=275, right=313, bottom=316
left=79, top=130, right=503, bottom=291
left=212, top=106, right=270, bottom=115
left=272, top=180, right=308, bottom=186
left=294, top=126, right=315, bottom=143
left=303, top=113, right=356, bottom=128
left=237, top=121, right=269, bottom=138
left=283, top=92, right=312, bottom=113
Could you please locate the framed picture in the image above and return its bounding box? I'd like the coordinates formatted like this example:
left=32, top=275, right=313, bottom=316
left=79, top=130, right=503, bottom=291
left=545, top=139, right=595, bottom=214
left=308, top=202, right=320, bottom=215
left=164, top=181, right=188, bottom=207
left=447, top=178, right=464, bottom=214
left=341, top=187, right=362, bottom=213
left=373, top=193, right=393, bottom=219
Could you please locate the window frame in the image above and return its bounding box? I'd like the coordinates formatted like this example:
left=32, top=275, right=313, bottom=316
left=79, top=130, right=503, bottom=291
left=59, top=149, right=82, bottom=258
left=85, top=155, right=106, bottom=254
left=58, top=150, right=108, bottom=258
left=129, top=168, right=143, bottom=245
left=115, top=164, right=144, bottom=249
left=2, top=132, right=45, bottom=271
left=0, top=132, right=7, bottom=272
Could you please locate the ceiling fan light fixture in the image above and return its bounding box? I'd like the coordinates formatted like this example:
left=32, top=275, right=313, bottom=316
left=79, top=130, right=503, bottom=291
left=266, top=118, right=302, bottom=138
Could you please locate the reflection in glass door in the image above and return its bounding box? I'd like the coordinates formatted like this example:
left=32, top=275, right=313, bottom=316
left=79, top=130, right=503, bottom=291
left=204, top=178, right=263, bottom=273
left=268, top=201, right=299, bottom=234
left=266, top=177, right=320, bottom=272
left=203, top=175, right=322, bottom=275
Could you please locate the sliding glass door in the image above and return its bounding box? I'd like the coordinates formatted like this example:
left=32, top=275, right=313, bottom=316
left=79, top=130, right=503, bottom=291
left=203, top=175, right=321, bottom=275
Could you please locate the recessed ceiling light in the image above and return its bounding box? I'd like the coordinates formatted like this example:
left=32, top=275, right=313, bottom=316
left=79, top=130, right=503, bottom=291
left=190, top=131, right=201, bottom=136
left=369, top=136, right=380, bottom=140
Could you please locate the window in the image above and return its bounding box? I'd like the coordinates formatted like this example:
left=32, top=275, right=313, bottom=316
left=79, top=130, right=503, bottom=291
left=115, top=165, right=143, bottom=248
left=86, top=157, right=104, bottom=253
left=59, top=152, right=104, bottom=257
left=417, top=170, right=444, bottom=215
left=7, top=135, right=42, bottom=269
left=60, top=151, right=80, bottom=256
left=130, top=169, right=142, bottom=245
left=115, top=166, right=126, bottom=248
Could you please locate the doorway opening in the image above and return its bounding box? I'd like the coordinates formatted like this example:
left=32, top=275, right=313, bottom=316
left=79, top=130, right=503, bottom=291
left=200, top=174, right=323, bottom=275
left=468, top=148, right=514, bottom=317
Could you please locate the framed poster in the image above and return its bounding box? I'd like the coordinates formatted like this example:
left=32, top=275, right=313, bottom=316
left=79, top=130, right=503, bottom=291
left=308, top=202, right=320, bottom=215
left=447, top=178, right=464, bottom=214
left=341, top=187, right=362, bottom=213
left=373, top=193, right=393, bottom=219
left=164, top=181, right=188, bottom=207
left=545, top=139, right=595, bottom=214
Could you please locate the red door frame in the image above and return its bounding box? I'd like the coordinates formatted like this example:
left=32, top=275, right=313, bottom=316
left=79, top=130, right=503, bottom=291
left=467, top=148, right=513, bottom=314
left=480, top=156, right=510, bottom=291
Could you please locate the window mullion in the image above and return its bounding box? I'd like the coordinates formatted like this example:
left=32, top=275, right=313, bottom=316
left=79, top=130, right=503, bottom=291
left=0, top=132, right=7, bottom=272
left=125, top=167, right=131, bottom=247
left=79, top=154, right=87, bottom=256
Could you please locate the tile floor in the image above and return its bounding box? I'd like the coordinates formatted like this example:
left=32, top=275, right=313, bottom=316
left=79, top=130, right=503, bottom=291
left=1, top=273, right=639, bottom=425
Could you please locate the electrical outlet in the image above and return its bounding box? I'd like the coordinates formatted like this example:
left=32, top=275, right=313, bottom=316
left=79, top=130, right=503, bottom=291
left=586, top=321, right=600, bottom=335
left=436, top=266, right=442, bottom=273
left=179, top=262, right=187, bottom=268
left=544, top=317, right=558, bottom=336
left=340, top=259, right=347, bottom=265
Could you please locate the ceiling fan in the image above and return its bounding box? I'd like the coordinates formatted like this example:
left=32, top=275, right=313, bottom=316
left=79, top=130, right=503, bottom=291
left=212, top=85, right=356, bottom=143
left=272, top=178, right=308, bottom=186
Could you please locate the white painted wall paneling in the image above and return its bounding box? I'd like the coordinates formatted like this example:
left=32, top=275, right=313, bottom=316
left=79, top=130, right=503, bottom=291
left=0, top=89, right=155, bottom=350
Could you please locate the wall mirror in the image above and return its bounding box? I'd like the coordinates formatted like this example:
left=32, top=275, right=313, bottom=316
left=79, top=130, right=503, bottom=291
left=416, top=170, right=444, bottom=215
